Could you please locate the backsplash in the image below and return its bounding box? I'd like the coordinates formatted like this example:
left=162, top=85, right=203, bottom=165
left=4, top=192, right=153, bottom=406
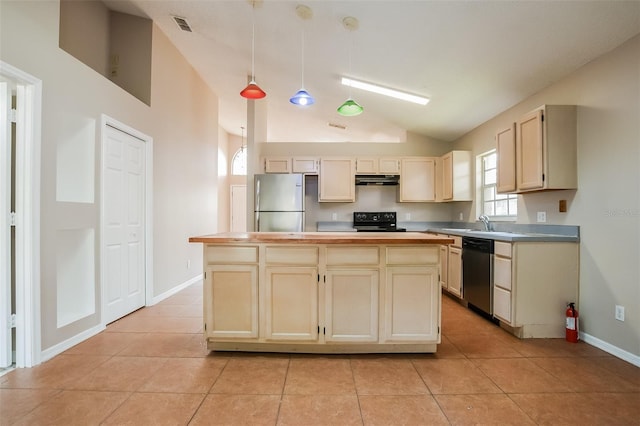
left=303, top=175, right=452, bottom=231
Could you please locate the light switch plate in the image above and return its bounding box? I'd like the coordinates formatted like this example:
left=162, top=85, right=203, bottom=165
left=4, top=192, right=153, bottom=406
left=615, top=305, right=625, bottom=321
left=536, top=211, right=547, bottom=222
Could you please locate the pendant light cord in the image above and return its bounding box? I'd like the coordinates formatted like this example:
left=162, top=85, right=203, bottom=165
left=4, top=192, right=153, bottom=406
left=251, top=7, right=256, bottom=81
left=300, top=28, right=305, bottom=88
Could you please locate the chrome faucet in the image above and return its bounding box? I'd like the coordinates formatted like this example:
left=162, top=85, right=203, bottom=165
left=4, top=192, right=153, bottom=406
left=479, top=215, right=491, bottom=231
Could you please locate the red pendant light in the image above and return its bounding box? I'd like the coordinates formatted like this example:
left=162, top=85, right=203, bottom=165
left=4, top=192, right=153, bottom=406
left=241, top=81, right=266, bottom=99
left=241, top=2, right=266, bottom=99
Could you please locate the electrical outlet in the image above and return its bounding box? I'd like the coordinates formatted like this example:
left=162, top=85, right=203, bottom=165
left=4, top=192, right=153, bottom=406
left=331, top=212, right=338, bottom=221
left=405, top=213, right=411, bottom=220
left=536, top=211, right=547, bottom=222
left=615, top=305, right=625, bottom=321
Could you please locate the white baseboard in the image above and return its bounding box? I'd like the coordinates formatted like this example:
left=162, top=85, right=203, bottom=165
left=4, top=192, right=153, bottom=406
left=39, top=323, right=105, bottom=364
left=580, top=332, right=640, bottom=367
left=149, top=274, right=203, bottom=306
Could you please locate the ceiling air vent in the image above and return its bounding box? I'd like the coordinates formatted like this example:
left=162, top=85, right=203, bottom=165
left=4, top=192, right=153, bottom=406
left=172, top=16, right=192, bottom=32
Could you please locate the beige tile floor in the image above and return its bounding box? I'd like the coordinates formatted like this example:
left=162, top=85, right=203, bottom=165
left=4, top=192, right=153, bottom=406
left=1, top=282, right=639, bottom=425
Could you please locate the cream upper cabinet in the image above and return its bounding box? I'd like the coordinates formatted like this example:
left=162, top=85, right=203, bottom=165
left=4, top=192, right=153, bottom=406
left=399, top=157, right=436, bottom=202
left=378, top=158, right=401, bottom=174
left=496, top=125, right=516, bottom=193
left=355, top=158, right=378, bottom=174
left=319, top=158, right=355, bottom=202
left=292, top=157, right=319, bottom=174
left=441, top=151, right=472, bottom=201
left=355, top=157, right=401, bottom=175
left=263, top=157, right=291, bottom=173
left=516, top=105, right=577, bottom=192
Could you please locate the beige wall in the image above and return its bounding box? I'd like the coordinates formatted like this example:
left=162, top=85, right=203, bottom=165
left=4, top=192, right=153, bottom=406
left=1, top=0, right=218, bottom=354
left=453, top=35, right=640, bottom=358
left=59, top=0, right=110, bottom=76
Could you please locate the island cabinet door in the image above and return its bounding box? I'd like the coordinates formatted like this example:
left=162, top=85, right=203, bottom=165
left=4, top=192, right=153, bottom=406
left=384, top=266, right=440, bottom=342
left=325, top=269, right=379, bottom=343
left=264, top=267, right=319, bottom=341
left=206, top=265, right=258, bottom=339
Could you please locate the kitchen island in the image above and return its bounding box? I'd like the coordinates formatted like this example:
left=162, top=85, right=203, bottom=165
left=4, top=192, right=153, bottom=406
left=189, top=232, right=453, bottom=353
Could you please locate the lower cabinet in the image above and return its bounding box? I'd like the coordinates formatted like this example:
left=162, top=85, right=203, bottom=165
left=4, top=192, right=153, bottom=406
left=203, top=243, right=441, bottom=352
left=492, top=241, right=579, bottom=338
left=384, top=266, right=439, bottom=342
left=205, top=264, right=259, bottom=339
left=325, top=269, right=378, bottom=342
left=265, top=266, right=318, bottom=341
left=439, top=244, right=448, bottom=290
left=447, top=246, right=462, bottom=297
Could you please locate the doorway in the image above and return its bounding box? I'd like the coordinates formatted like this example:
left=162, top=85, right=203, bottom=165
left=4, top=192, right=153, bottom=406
left=0, top=61, right=42, bottom=369
left=100, top=116, right=153, bottom=325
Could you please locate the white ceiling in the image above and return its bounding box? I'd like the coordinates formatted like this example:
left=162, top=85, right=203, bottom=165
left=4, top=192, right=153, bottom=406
left=104, top=0, right=640, bottom=143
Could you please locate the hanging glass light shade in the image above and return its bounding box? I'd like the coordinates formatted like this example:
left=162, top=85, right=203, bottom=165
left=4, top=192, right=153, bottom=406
left=241, top=3, right=266, bottom=99
left=241, top=81, right=266, bottom=99
left=337, top=98, right=363, bottom=116
left=290, top=89, right=314, bottom=106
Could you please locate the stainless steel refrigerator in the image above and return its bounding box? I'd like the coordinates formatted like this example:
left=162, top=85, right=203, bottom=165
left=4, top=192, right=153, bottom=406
left=254, top=174, right=305, bottom=232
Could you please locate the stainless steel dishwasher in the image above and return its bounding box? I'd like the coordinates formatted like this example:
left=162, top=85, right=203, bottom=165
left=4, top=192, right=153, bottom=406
left=462, top=237, right=494, bottom=318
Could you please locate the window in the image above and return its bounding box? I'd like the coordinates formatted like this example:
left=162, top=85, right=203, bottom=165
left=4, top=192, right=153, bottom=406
left=480, top=150, right=517, bottom=218
left=231, top=148, right=247, bottom=176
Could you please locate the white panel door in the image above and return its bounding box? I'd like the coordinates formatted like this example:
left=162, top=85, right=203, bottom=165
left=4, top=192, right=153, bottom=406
left=230, top=184, right=246, bottom=232
left=104, top=125, right=145, bottom=324
left=0, top=81, right=12, bottom=367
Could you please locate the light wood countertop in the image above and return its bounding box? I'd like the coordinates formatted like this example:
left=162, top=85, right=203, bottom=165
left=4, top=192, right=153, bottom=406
left=189, top=232, right=454, bottom=245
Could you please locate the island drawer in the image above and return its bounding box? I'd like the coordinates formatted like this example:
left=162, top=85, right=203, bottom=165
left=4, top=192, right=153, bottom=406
left=386, top=246, right=439, bottom=265
left=265, top=246, right=319, bottom=265
left=206, top=245, right=258, bottom=264
left=326, top=246, right=380, bottom=265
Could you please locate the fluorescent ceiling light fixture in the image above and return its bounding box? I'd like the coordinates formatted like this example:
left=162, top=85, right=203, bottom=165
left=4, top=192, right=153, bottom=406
left=341, top=77, right=429, bottom=105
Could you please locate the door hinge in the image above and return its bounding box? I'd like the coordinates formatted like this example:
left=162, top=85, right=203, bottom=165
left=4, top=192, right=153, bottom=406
left=541, top=113, right=544, bottom=122
left=10, top=314, right=16, bottom=328
left=9, top=212, right=16, bottom=227
left=204, top=271, right=206, bottom=279
left=542, top=173, right=545, bottom=182
left=204, top=323, right=207, bottom=331
left=10, top=108, right=17, bottom=123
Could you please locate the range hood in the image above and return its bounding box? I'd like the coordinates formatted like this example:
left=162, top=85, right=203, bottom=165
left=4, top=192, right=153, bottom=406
left=355, top=175, right=400, bottom=186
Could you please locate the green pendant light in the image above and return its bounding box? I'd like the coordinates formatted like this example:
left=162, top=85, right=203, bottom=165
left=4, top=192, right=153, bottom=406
left=337, top=17, right=363, bottom=116
left=337, top=99, right=363, bottom=116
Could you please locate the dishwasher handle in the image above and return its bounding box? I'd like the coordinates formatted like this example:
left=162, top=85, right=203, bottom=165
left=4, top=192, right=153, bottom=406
left=462, top=237, right=494, bottom=253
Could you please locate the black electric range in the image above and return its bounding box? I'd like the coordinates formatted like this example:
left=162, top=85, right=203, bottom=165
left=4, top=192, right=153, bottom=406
left=353, top=212, right=407, bottom=232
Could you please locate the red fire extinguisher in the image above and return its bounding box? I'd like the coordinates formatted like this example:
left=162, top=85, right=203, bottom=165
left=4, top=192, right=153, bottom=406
left=566, top=302, right=579, bottom=343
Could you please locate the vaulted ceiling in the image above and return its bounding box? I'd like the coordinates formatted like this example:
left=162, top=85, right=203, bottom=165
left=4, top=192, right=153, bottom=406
left=104, top=0, right=640, bottom=143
